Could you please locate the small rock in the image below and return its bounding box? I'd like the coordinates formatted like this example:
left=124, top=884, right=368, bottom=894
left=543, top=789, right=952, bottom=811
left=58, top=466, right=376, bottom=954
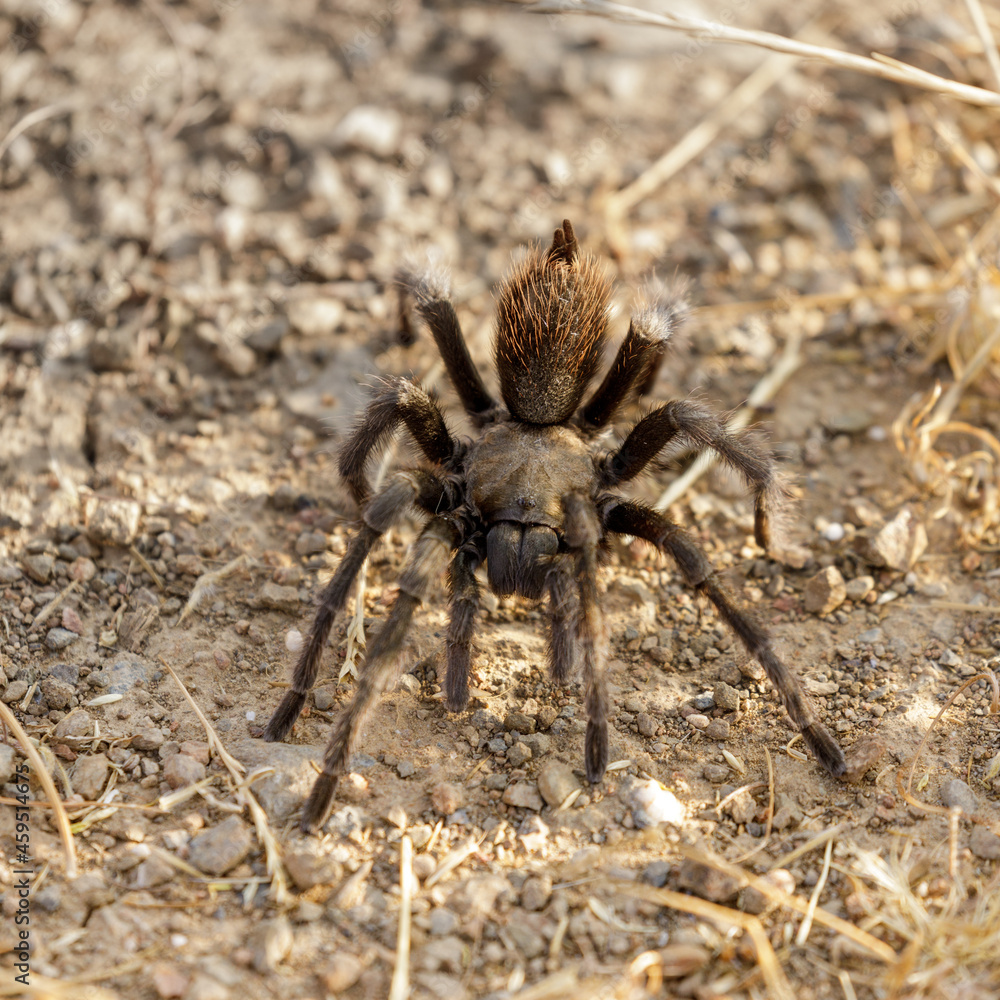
left=179, top=740, right=211, bottom=765
left=502, top=781, right=544, bottom=811
left=283, top=849, right=341, bottom=890
left=3, top=680, right=28, bottom=703
left=188, top=815, right=253, bottom=875
left=726, top=788, right=756, bottom=825
left=431, top=782, right=463, bottom=816
left=713, top=681, right=740, bottom=712
left=504, top=711, right=536, bottom=735
left=636, top=712, right=657, bottom=737
left=397, top=760, right=415, bottom=779
left=0, top=560, right=22, bottom=583
left=249, top=915, right=293, bottom=972
left=740, top=869, right=796, bottom=915
left=627, top=778, right=685, bottom=828
left=85, top=497, right=142, bottom=546
left=45, top=627, right=79, bottom=651
left=846, top=576, right=875, bottom=602
left=295, top=530, right=327, bottom=556
left=702, top=764, right=729, bottom=783
left=132, top=728, right=165, bottom=751
left=23, top=553, right=54, bottom=584
left=676, top=859, right=740, bottom=902
left=704, top=719, right=730, bottom=740
left=61, top=606, right=84, bottom=633
left=151, top=962, right=189, bottom=999
left=804, top=565, right=847, bottom=615
left=970, top=827, right=1000, bottom=860
left=642, top=861, right=670, bottom=887
left=537, top=761, right=580, bottom=806
left=73, top=753, right=110, bottom=799
left=320, top=953, right=363, bottom=993
left=314, top=687, right=335, bottom=711
left=287, top=299, right=346, bottom=338
left=429, top=907, right=459, bottom=935
left=861, top=507, right=927, bottom=571
left=253, top=582, right=301, bottom=613
left=0, top=744, right=15, bottom=784
left=534, top=706, right=558, bottom=730
left=520, top=874, right=552, bottom=911
left=506, top=742, right=532, bottom=768
left=686, top=714, right=709, bottom=730
left=69, top=557, right=97, bottom=583
left=162, top=754, right=207, bottom=789
left=134, top=853, right=175, bottom=889
left=939, top=649, right=962, bottom=668
left=41, top=676, right=76, bottom=708
left=333, top=105, right=402, bottom=157
left=53, top=709, right=94, bottom=739
left=941, top=778, right=978, bottom=815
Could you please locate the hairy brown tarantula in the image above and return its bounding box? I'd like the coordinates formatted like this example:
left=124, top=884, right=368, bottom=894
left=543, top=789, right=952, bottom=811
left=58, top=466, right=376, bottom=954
left=264, top=219, right=846, bottom=833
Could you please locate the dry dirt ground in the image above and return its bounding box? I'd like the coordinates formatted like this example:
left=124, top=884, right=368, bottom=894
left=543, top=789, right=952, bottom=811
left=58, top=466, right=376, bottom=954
left=2, top=1, right=1000, bottom=999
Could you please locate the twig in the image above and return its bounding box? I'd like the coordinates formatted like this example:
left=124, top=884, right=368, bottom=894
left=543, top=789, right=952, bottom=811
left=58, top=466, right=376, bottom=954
left=620, top=882, right=794, bottom=1000
left=796, top=835, right=834, bottom=946
left=0, top=701, right=78, bottom=878
left=0, top=100, right=79, bottom=163
left=388, top=835, right=414, bottom=1000
left=505, top=0, right=1000, bottom=107
left=962, top=0, right=1000, bottom=93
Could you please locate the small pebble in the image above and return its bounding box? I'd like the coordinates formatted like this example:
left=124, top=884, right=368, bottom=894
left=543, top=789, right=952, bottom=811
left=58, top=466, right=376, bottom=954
left=713, top=681, right=740, bottom=712
left=502, top=781, right=544, bottom=811
left=627, top=778, right=684, bottom=828
left=188, top=816, right=253, bottom=875
left=249, top=916, right=293, bottom=973
left=506, top=741, right=532, bottom=768
left=686, top=714, right=709, bottom=730
left=430, top=782, right=463, bottom=816
left=804, top=565, right=847, bottom=615
left=320, top=954, right=363, bottom=992
left=822, top=522, right=845, bottom=542
left=536, top=761, right=580, bottom=806
left=397, top=760, right=415, bottom=779
left=970, top=827, right=1000, bottom=860
left=940, top=778, right=978, bottom=814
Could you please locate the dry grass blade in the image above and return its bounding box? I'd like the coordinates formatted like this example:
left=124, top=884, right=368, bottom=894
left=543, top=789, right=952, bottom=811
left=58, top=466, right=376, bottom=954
left=0, top=977, right=119, bottom=999
left=619, top=881, right=794, bottom=1000
left=675, top=845, right=897, bottom=964
left=0, top=700, right=77, bottom=878
left=177, top=553, right=252, bottom=625
left=388, top=835, right=414, bottom=1000
left=795, top=835, right=834, bottom=946
left=29, top=580, right=79, bottom=632
left=160, top=658, right=246, bottom=777
left=963, top=0, right=1000, bottom=92
left=161, top=659, right=291, bottom=903
left=503, top=0, right=1000, bottom=107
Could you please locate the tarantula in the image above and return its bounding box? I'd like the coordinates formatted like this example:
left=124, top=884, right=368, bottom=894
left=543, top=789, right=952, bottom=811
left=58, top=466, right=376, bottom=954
left=264, top=220, right=846, bottom=833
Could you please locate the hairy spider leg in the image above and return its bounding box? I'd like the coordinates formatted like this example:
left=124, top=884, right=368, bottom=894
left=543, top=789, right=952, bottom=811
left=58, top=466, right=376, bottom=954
left=601, top=399, right=784, bottom=550
left=562, top=493, right=610, bottom=783
left=545, top=555, right=582, bottom=686
left=581, top=289, right=687, bottom=429
left=263, top=470, right=456, bottom=745
left=338, top=376, right=459, bottom=506
left=300, top=516, right=459, bottom=832
left=396, top=268, right=495, bottom=419
left=444, top=534, right=486, bottom=712
left=601, top=499, right=846, bottom=777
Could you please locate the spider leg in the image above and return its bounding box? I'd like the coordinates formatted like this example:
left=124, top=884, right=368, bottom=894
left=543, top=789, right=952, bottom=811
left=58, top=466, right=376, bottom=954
left=339, top=376, right=460, bottom=506
left=396, top=265, right=496, bottom=420
left=444, top=533, right=485, bottom=711
left=562, top=493, right=609, bottom=783
left=263, top=469, right=457, bottom=745
left=600, top=400, right=783, bottom=550
left=301, top=516, right=459, bottom=832
left=581, top=286, right=687, bottom=429
left=601, top=498, right=846, bottom=777
left=545, top=554, right=581, bottom=686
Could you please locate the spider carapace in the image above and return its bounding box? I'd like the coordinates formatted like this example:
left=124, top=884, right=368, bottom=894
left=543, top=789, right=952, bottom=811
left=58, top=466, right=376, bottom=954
left=263, top=220, right=846, bottom=833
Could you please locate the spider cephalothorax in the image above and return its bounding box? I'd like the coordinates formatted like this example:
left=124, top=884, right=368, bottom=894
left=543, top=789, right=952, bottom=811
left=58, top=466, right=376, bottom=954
left=263, top=220, right=846, bottom=833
